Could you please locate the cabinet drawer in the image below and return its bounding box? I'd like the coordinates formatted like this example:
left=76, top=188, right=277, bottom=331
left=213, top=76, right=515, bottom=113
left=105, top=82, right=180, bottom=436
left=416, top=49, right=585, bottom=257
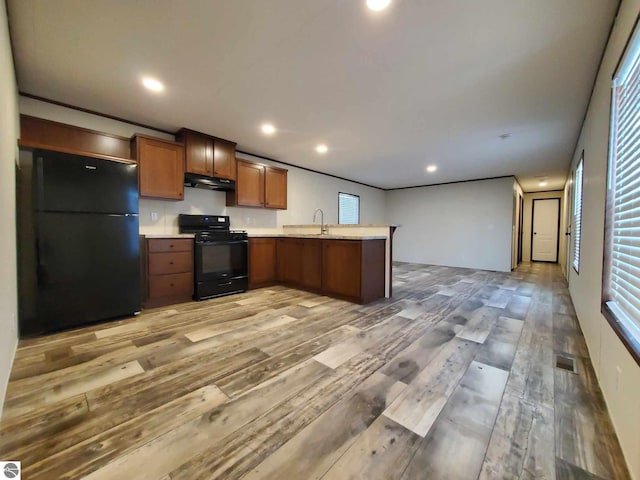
left=148, top=252, right=193, bottom=275
left=148, top=272, right=193, bottom=298
left=148, top=238, right=193, bottom=253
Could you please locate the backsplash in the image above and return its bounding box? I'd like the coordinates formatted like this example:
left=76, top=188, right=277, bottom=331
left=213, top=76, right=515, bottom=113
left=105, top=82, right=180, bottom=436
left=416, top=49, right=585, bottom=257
left=139, top=187, right=279, bottom=234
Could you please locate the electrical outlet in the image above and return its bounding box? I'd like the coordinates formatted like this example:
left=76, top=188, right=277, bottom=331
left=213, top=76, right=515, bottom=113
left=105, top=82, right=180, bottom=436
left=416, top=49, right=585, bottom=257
left=151, top=212, right=158, bottom=221
left=615, top=366, right=622, bottom=392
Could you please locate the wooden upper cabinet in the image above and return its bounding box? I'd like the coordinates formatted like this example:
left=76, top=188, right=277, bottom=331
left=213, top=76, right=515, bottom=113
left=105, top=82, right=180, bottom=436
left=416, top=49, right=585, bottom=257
left=176, top=129, right=236, bottom=180
left=265, top=166, right=288, bottom=209
left=213, top=139, right=237, bottom=180
left=20, top=115, right=132, bottom=162
left=228, top=159, right=264, bottom=207
left=131, top=135, right=185, bottom=200
left=178, top=129, right=214, bottom=176
left=227, top=159, right=288, bottom=209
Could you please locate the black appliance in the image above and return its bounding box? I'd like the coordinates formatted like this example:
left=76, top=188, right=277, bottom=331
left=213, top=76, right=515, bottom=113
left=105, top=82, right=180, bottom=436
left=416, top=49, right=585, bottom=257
left=17, top=149, right=141, bottom=337
left=184, top=172, right=235, bottom=191
left=178, top=214, right=248, bottom=300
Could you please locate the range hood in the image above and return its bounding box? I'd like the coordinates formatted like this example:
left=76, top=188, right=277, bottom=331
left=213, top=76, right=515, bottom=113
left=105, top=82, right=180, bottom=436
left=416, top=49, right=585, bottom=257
left=184, top=172, right=235, bottom=191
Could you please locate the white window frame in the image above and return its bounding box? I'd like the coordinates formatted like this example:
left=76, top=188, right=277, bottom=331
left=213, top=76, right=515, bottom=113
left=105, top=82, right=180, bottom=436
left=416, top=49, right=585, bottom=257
left=603, top=20, right=640, bottom=360
left=572, top=154, right=584, bottom=273
left=338, top=192, right=360, bottom=225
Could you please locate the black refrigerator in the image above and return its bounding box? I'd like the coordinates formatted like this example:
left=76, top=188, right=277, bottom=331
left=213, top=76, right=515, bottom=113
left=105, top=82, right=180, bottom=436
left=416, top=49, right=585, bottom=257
left=18, top=149, right=141, bottom=337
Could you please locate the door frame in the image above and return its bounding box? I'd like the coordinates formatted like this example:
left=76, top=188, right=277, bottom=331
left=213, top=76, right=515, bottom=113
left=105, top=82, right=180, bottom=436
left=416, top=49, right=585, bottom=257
left=531, top=198, right=561, bottom=263
left=517, top=194, right=524, bottom=264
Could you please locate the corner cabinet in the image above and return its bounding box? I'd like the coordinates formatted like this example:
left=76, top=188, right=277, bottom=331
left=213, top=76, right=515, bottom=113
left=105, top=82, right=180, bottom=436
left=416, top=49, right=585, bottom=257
left=131, top=135, right=185, bottom=200
left=248, top=238, right=277, bottom=288
left=177, top=129, right=237, bottom=181
left=227, top=159, right=287, bottom=209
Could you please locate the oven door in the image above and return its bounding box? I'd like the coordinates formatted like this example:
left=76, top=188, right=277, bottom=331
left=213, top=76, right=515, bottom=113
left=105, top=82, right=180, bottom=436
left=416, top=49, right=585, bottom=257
left=195, top=239, right=248, bottom=282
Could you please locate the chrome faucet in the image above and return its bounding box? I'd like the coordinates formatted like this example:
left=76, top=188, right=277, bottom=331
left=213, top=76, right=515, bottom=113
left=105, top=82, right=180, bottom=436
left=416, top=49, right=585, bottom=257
left=313, top=208, right=328, bottom=235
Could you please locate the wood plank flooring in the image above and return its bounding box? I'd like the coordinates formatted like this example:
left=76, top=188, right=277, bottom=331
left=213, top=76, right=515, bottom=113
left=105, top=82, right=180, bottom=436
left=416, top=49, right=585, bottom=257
left=0, top=262, right=631, bottom=479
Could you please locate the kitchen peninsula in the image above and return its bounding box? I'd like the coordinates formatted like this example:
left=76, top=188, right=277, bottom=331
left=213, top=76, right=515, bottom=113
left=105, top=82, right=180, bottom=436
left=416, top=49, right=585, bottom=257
left=247, top=223, right=396, bottom=304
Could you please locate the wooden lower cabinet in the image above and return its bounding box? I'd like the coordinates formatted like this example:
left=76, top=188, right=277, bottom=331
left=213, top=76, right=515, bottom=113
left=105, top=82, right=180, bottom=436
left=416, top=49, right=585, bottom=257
left=300, top=239, right=323, bottom=290
left=249, top=236, right=384, bottom=304
left=322, top=240, right=361, bottom=299
left=145, top=238, right=194, bottom=308
left=276, top=238, right=302, bottom=285
left=275, top=238, right=322, bottom=290
left=249, top=238, right=277, bottom=288
left=323, top=239, right=385, bottom=303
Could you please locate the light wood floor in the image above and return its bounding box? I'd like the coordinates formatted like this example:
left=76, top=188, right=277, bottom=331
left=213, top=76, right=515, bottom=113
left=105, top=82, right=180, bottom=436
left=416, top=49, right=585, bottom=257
left=0, top=262, right=630, bottom=479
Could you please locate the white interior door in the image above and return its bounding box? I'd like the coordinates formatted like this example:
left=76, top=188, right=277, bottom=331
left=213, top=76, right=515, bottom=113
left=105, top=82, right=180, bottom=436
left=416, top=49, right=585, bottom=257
left=532, top=198, right=560, bottom=262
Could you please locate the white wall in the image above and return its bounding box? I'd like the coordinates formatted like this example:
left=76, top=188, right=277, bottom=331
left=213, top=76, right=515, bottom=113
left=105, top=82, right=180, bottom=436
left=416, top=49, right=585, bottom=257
left=386, top=177, right=514, bottom=272
left=18, top=97, right=387, bottom=233
left=19, top=96, right=172, bottom=140
left=521, top=191, right=565, bottom=265
left=0, top=1, right=19, bottom=418
left=566, top=0, right=640, bottom=477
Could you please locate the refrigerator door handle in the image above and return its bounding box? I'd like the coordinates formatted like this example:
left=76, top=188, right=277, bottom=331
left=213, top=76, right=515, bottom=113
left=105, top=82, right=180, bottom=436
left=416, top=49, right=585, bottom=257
left=36, top=238, right=46, bottom=286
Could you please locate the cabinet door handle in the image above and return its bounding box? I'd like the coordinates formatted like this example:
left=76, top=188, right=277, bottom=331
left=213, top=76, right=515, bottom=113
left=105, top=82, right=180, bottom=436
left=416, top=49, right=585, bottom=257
left=170, top=283, right=175, bottom=287
left=169, top=261, right=174, bottom=265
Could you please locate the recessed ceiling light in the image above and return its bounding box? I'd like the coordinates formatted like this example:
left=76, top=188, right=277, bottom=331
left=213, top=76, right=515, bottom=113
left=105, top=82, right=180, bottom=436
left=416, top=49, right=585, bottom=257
left=367, top=0, right=391, bottom=11
left=539, top=181, right=548, bottom=187
left=316, top=144, right=328, bottom=154
left=142, top=77, right=164, bottom=93
left=261, top=124, right=276, bottom=135
left=426, top=165, right=437, bottom=173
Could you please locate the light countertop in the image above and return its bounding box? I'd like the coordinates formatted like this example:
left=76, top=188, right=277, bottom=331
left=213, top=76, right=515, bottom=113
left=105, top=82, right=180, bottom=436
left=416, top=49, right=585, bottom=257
left=143, top=234, right=195, bottom=239
left=282, top=224, right=398, bottom=228
left=248, top=233, right=387, bottom=240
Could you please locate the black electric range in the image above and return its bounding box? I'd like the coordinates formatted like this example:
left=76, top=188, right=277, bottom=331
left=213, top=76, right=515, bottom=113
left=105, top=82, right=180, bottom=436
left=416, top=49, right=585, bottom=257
left=178, top=214, right=248, bottom=300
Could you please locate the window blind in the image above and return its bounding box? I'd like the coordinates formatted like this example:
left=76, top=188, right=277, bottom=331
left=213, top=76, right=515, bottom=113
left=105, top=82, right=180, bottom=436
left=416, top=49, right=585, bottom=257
left=609, top=41, right=640, bottom=331
left=573, top=158, right=584, bottom=272
left=338, top=193, right=359, bottom=224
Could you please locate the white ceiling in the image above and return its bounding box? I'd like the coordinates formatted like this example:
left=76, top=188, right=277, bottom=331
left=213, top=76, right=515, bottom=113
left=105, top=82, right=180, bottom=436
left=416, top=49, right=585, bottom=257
left=7, top=0, right=618, bottom=191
